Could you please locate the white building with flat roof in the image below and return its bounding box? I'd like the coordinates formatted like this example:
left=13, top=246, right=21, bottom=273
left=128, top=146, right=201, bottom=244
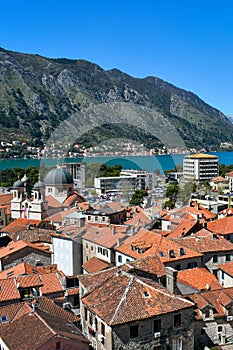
left=183, top=153, right=218, bottom=184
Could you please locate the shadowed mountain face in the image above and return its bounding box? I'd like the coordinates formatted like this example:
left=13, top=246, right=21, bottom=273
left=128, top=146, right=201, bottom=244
left=0, top=47, right=232, bottom=151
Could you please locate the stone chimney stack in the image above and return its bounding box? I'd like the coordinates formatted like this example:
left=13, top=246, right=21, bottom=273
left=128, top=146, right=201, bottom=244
left=165, top=266, right=178, bottom=294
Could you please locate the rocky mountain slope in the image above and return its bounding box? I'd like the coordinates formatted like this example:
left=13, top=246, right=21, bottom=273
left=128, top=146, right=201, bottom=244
left=0, top=47, right=232, bottom=151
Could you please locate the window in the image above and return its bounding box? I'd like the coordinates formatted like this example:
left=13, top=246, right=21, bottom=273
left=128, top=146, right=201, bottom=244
left=55, top=342, right=61, bottom=349
left=86, top=243, right=88, bottom=248
left=130, top=325, right=139, bottom=338
left=213, top=255, right=218, bottom=263
left=204, top=310, right=210, bottom=318
left=0, top=315, right=8, bottom=323
left=101, top=322, right=105, bottom=336
left=222, top=271, right=225, bottom=280
left=84, top=307, right=87, bottom=321
left=154, top=318, right=161, bottom=332
left=226, top=254, right=231, bottom=262
left=173, top=339, right=182, bottom=350
left=91, top=245, right=93, bottom=251
left=187, top=262, right=197, bottom=269
left=118, top=255, right=122, bottom=263
left=174, top=314, right=181, bottom=327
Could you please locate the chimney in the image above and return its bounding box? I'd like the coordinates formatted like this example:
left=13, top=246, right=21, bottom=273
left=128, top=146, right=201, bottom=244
left=165, top=266, right=178, bottom=294
left=112, top=227, right=116, bottom=235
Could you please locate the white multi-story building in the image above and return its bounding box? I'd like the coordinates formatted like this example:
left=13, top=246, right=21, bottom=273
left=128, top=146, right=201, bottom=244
left=94, top=169, right=154, bottom=194
left=183, top=153, right=218, bottom=184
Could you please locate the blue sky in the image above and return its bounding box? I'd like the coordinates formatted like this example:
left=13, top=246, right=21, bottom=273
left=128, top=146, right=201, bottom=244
left=1, top=0, right=233, bottom=115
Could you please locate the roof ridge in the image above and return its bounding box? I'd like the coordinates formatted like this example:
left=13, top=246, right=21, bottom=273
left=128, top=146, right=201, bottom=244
left=109, top=274, right=134, bottom=325
left=11, top=303, right=30, bottom=322
left=34, top=310, right=57, bottom=335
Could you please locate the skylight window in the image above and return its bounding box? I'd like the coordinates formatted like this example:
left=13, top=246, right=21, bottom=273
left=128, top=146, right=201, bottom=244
left=143, top=291, right=151, bottom=298
left=0, top=315, right=8, bottom=323
left=159, top=251, right=165, bottom=257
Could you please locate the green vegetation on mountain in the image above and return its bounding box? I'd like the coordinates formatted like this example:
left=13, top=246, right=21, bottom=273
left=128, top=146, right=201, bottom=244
left=0, top=47, right=233, bottom=151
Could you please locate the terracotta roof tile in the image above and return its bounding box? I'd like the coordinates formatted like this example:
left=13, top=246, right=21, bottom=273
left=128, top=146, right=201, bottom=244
left=10, top=228, right=53, bottom=244
left=0, top=194, right=13, bottom=206
left=0, top=240, right=51, bottom=259
left=0, top=279, right=21, bottom=302
left=125, top=211, right=151, bottom=226
left=207, top=216, right=233, bottom=235
left=177, top=267, right=221, bottom=291
left=82, top=225, right=128, bottom=249
left=45, top=195, right=62, bottom=208
left=16, top=274, right=42, bottom=288
left=115, top=229, right=202, bottom=262
left=62, top=191, right=85, bottom=207
left=127, top=255, right=166, bottom=277
left=0, top=262, right=38, bottom=279
left=176, top=233, right=233, bottom=254
left=218, top=261, right=233, bottom=276
left=1, top=218, right=43, bottom=234
left=0, top=310, right=87, bottom=349
left=168, top=220, right=200, bottom=239
left=82, top=270, right=194, bottom=325
left=40, top=272, right=63, bottom=295
left=82, top=257, right=112, bottom=273
left=0, top=262, right=57, bottom=280
left=47, top=207, right=78, bottom=223
left=66, top=287, right=79, bottom=296
left=187, top=288, right=233, bottom=318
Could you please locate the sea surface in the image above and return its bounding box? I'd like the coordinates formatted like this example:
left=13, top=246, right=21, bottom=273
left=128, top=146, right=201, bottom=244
left=0, top=152, right=233, bottom=174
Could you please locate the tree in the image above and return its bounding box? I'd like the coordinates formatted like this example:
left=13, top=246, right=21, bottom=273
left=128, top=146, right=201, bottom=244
left=130, top=190, right=148, bottom=206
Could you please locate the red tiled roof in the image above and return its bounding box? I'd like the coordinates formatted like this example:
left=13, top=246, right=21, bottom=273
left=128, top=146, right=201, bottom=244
left=127, top=255, right=166, bottom=277
left=218, top=261, right=233, bottom=276
left=0, top=279, right=21, bottom=302
left=40, top=273, right=63, bottom=295
left=16, top=274, right=42, bottom=288
left=177, top=267, right=221, bottom=291
left=125, top=211, right=150, bottom=226
left=45, top=195, right=62, bottom=208
left=0, top=240, right=51, bottom=259
left=82, top=225, right=127, bottom=249
left=77, top=202, right=90, bottom=211
left=168, top=220, right=199, bottom=239
left=1, top=218, right=43, bottom=234
left=82, top=257, right=112, bottom=273
left=0, top=262, right=58, bottom=280
left=207, top=216, right=233, bottom=235
left=82, top=270, right=194, bottom=325
left=0, top=262, right=39, bottom=279
left=176, top=233, right=233, bottom=254
left=65, top=287, right=79, bottom=296
left=47, top=207, right=77, bottom=223
left=188, top=288, right=233, bottom=318
left=115, top=229, right=202, bottom=262
left=0, top=310, right=88, bottom=348
left=0, top=194, right=13, bottom=206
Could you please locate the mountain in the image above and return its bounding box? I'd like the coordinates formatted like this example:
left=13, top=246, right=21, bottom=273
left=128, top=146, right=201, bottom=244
left=0, top=47, right=232, bottom=151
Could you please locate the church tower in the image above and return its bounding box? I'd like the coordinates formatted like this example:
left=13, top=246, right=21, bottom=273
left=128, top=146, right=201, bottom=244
left=11, top=180, right=25, bottom=219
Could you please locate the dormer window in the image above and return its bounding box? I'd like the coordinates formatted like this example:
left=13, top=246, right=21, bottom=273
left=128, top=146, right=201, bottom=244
left=169, top=250, right=176, bottom=258
left=143, top=291, right=151, bottom=298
